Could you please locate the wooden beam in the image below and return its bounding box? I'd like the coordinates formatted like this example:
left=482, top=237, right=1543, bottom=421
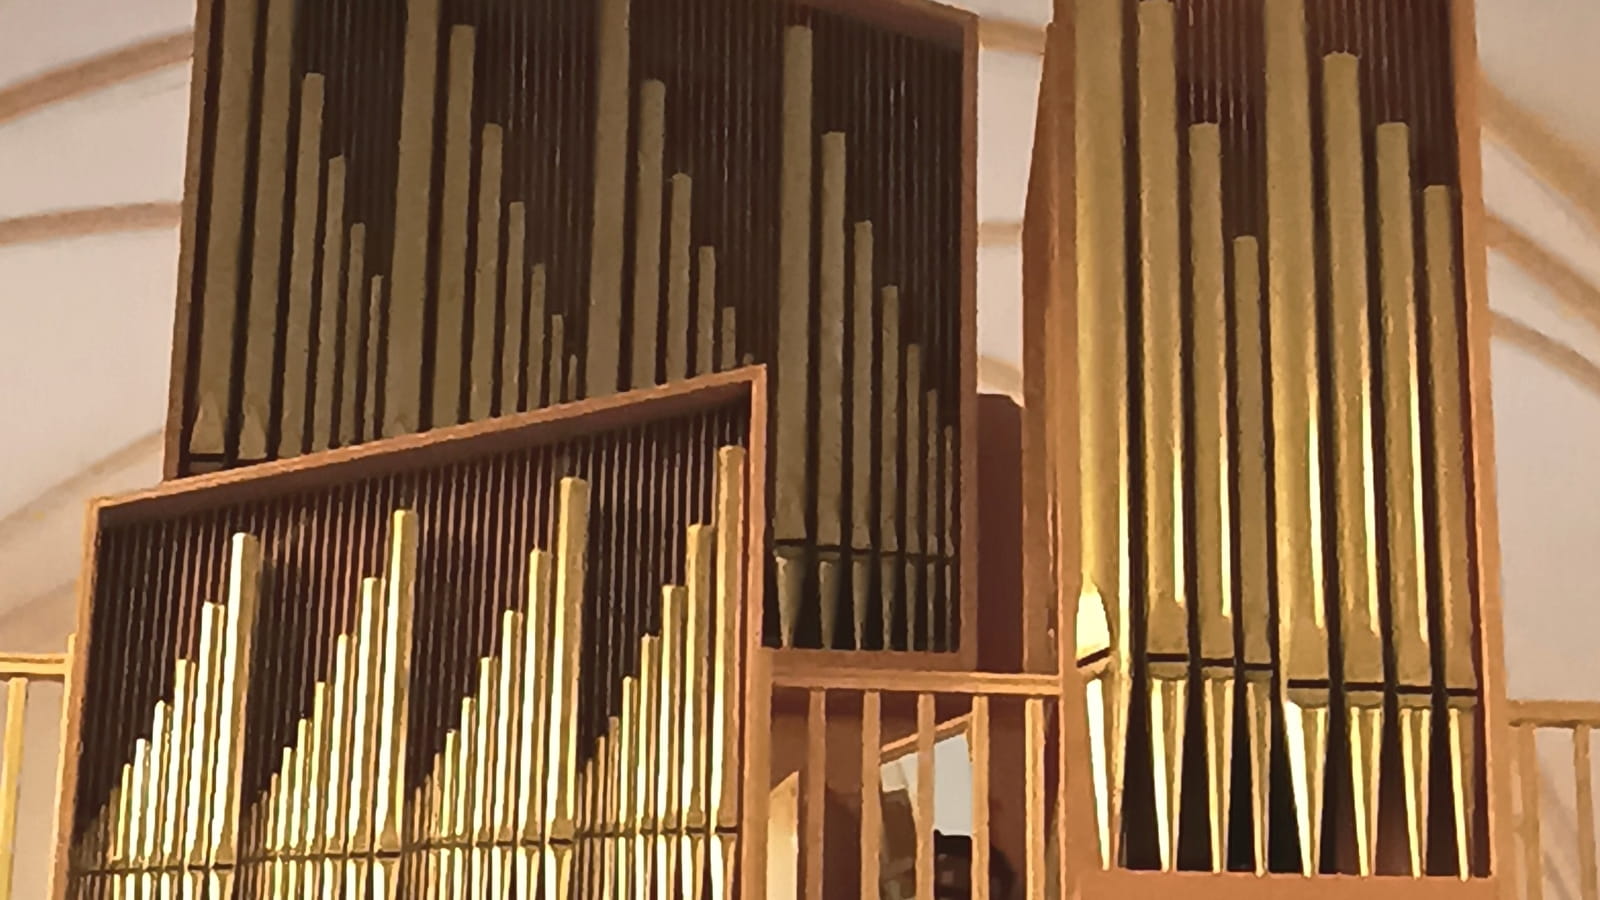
left=1490, top=312, right=1600, bottom=400
left=979, top=18, right=1047, bottom=55
left=1479, top=79, right=1600, bottom=238
left=0, top=203, right=181, bottom=248
left=0, top=31, right=193, bottom=127
left=1485, top=213, right=1600, bottom=332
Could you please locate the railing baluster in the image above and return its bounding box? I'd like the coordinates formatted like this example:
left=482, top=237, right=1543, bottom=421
left=915, top=693, right=935, bottom=900
left=1025, top=697, right=1045, bottom=899
left=0, top=677, right=28, bottom=900
left=1576, top=725, right=1597, bottom=900
left=970, top=696, right=991, bottom=900
left=1519, top=722, right=1545, bottom=900
left=802, top=689, right=826, bottom=900
left=860, top=691, right=880, bottom=900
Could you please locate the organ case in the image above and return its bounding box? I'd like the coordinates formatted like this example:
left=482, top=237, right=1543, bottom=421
left=162, top=0, right=977, bottom=659
left=55, top=371, right=769, bottom=900
left=1027, top=0, right=1509, bottom=887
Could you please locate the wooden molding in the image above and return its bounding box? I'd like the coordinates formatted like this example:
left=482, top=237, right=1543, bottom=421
left=978, top=17, right=1047, bottom=55
left=977, top=354, right=1023, bottom=401
left=1485, top=213, right=1600, bottom=333
left=0, top=202, right=181, bottom=248
left=0, top=31, right=193, bottom=127
left=1490, top=312, right=1600, bottom=400
left=978, top=219, right=1024, bottom=246
left=1479, top=78, right=1600, bottom=238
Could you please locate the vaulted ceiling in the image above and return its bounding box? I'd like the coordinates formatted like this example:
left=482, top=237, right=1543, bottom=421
left=1, top=0, right=1596, bottom=701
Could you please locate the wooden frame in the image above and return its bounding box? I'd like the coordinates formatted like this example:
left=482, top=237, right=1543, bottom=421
left=54, top=367, right=769, bottom=900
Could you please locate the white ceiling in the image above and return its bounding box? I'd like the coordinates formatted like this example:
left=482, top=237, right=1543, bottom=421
left=0, top=0, right=1597, bottom=691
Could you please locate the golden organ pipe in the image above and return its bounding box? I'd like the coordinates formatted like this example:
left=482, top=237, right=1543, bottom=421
left=281, top=74, right=325, bottom=456
left=1376, top=122, right=1434, bottom=878
left=549, top=314, right=566, bottom=406
left=470, top=124, right=505, bottom=421
left=774, top=24, right=814, bottom=548
left=518, top=549, right=554, bottom=844
left=433, top=25, right=476, bottom=429
left=501, top=205, right=527, bottom=415
left=313, top=156, right=348, bottom=447
left=632, top=80, right=667, bottom=390
left=696, top=248, right=717, bottom=377
left=188, top=0, right=257, bottom=455
left=1137, top=0, right=1184, bottom=871
left=185, top=603, right=225, bottom=866
left=925, top=387, right=939, bottom=648
left=349, top=576, right=384, bottom=850
left=495, top=610, right=525, bottom=840
left=527, top=265, right=548, bottom=407
left=236, top=0, right=296, bottom=459
left=375, top=509, right=418, bottom=852
left=1264, top=0, right=1328, bottom=875
left=341, top=223, right=368, bottom=446
left=474, top=657, right=499, bottom=843
left=146, top=701, right=169, bottom=867
left=665, top=173, right=695, bottom=383
left=850, top=222, right=875, bottom=649
left=684, top=525, right=714, bottom=829
left=324, top=634, right=354, bottom=854
left=1233, top=234, right=1273, bottom=876
left=383, top=0, right=442, bottom=438
left=880, top=284, right=903, bottom=648
left=1322, top=50, right=1383, bottom=876
left=904, top=342, right=923, bottom=650
left=719, top=307, right=737, bottom=372
left=546, top=477, right=590, bottom=844
left=1074, top=0, right=1131, bottom=868
left=1424, top=184, right=1479, bottom=880
left=1189, top=119, right=1233, bottom=874
left=583, top=0, right=631, bottom=396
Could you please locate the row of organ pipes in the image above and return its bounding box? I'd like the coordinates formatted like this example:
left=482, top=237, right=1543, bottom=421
left=1069, top=0, right=1481, bottom=879
left=70, top=447, right=750, bottom=900
left=184, top=0, right=963, bottom=654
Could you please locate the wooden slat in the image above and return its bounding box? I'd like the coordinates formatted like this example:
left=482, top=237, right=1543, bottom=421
left=0, top=654, right=70, bottom=679
left=915, top=693, right=935, bottom=900
left=860, top=691, right=881, bottom=900
left=1024, top=698, right=1045, bottom=899
left=771, top=666, right=1058, bottom=697
left=1518, top=723, right=1545, bottom=900
left=1576, top=725, right=1597, bottom=900
left=0, top=677, right=28, bottom=900
left=803, top=689, right=826, bottom=900
left=1510, top=700, right=1600, bottom=728
left=970, top=696, right=991, bottom=900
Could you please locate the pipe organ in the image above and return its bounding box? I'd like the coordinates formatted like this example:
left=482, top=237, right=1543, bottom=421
left=165, top=0, right=977, bottom=655
left=1037, top=0, right=1492, bottom=881
left=62, top=378, right=763, bottom=899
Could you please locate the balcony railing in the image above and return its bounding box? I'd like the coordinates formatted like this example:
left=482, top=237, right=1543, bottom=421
left=0, top=646, right=72, bottom=900
left=1510, top=699, right=1600, bottom=900
left=761, top=661, right=1063, bottom=899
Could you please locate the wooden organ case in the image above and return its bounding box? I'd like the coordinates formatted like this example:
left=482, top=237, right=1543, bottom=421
left=56, top=373, right=770, bottom=899
left=163, top=0, right=979, bottom=660
left=1026, top=0, right=1511, bottom=893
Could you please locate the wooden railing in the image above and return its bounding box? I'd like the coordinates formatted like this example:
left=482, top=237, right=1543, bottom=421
left=762, top=662, right=1062, bottom=899
left=1510, top=699, right=1600, bottom=900
left=0, top=645, right=73, bottom=900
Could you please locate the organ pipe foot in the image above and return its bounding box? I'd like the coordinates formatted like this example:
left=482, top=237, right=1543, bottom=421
left=851, top=557, right=871, bottom=649
left=1244, top=674, right=1272, bottom=876
left=1083, top=666, right=1129, bottom=869
left=1349, top=700, right=1384, bottom=876
left=545, top=843, right=574, bottom=900
left=1284, top=695, right=1329, bottom=877
left=656, top=835, right=679, bottom=900
left=681, top=833, right=707, bottom=900
left=712, top=833, right=737, bottom=900
left=775, top=548, right=804, bottom=648
left=1449, top=702, right=1478, bottom=880
left=1202, top=674, right=1234, bottom=872
left=1150, top=674, right=1188, bottom=872
left=1399, top=701, right=1432, bottom=878
left=818, top=553, right=841, bottom=649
